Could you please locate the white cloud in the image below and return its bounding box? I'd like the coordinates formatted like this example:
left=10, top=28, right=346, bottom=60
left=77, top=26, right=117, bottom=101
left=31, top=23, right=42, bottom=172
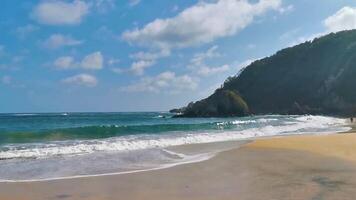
left=285, top=6, right=356, bottom=47
left=324, top=6, right=356, bottom=33
left=281, top=29, right=326, bottom=48
left=278, top=4, right=294, bottom=14
left=190, top=45, right=220, bottom=66
left=62, top=74, right=98, bottom=87
left=94, top=26, right=120, bottom=41
left=130, top=60, right=155, bottom=76
left=54, top=56, right=75, bottom=69
left=1, top=76, right=11, bottom=85
left=32, top=0, right=89, bottom=25
left=54, top=51, right=104, bottom=70
left=81, top=52, right=104, bottom=70
left=122, top=0, right=281, bottom=50
left=93, top=0, right=115, bottom=13
left=111, top=67, right=123, bottom=74
left=237, top=58, right=257, bottom=69
left=197, top=65, right=230, bottom=76
left=15, top=24, right=39, bottom=39
left=188, top=45, right=230, bottom=76
left=292, top=32, right=325, bottom=46
left=130, top=49, right=170, bottom=61
left=107, top=58, right=120, bottom=66
left=126, top=49, right=170, bottom=75
left=43, top=34, right=83, bottom=49
left=121, top=71, right=198, bottom=93
left=129, top=0, right=141, bottom=7
left=53, top=56, right=74, bottom=70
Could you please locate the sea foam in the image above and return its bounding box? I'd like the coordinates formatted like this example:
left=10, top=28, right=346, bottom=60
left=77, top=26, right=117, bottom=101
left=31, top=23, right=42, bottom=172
left=0, top=115, right=349, bottom=160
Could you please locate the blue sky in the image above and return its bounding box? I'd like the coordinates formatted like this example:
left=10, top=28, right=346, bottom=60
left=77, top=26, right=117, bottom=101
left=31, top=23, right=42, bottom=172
left=1, top=0, right=356, bottom=113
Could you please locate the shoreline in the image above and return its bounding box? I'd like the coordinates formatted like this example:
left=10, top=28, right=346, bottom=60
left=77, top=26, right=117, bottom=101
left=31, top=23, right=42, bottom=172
left=0, top=128, right=352, bottom=183
left=0, top=140, right=249, bottom=183
left=0, top=153, right=214, bottom=183
left=1, top=132, right=356, bottom=199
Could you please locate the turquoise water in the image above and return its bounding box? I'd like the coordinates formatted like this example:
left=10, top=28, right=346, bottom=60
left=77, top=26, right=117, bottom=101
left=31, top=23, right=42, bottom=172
left=0, top=112, right=247, bottom=144
left=0, top=113, right=350, bottom=181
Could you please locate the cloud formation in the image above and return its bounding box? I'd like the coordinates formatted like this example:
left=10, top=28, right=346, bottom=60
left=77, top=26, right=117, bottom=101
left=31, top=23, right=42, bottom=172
left=130, top=60, right=155, bottom=76
left=122, top=0, right=281, bottom=50
left=286, top=7, right=356, bottom=47
left=324, top=7, right=356, bottom=33
left=15, top=24, right=39, bottom=39
left=197, top=64, right=230, bottom=76
left=43, top=34, right=83, bottom=49
left=126, top=49, right=170, bottom=75
left=121, top=71, right=198, bottom=93
left=190, top=46, right=220, bottom=66
left=54, top=52, right=104, bottom=70
left=54, top=56, right=75, bottom=69
left=62, top=74, right=98, bottom=87
left=81, top=52, right=104, bottom=70
left=93, top=0, right=116, bottom=13
left=32, top=0, right=89, bottom=25
left=189, top=46, right=230, bottom=76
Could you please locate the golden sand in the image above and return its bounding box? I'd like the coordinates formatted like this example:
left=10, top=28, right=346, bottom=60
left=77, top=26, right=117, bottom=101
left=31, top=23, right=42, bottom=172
left=246, top=133, right=356, bottom=162
left=1, top=133, right=356, bottom=200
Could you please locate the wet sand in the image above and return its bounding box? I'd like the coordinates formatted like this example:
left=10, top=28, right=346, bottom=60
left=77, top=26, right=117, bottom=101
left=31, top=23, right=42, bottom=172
left=1, top=133, right=356, bottom=200
left=248, top=133, right=356, bottom=162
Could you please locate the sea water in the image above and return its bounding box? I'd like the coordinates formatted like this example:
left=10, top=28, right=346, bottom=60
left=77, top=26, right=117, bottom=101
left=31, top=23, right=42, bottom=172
left=0, top=112, right=350, bottom=181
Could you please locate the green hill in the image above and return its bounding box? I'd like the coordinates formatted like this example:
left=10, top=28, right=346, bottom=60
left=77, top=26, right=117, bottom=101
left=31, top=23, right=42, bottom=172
left=173, top=30, right=356, bottom=117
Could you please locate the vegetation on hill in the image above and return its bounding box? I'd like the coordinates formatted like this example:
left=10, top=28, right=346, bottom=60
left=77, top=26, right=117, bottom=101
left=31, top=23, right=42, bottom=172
left=173, top=30, right=356, bottom=117
left=173, top=89, right=249, bottom=117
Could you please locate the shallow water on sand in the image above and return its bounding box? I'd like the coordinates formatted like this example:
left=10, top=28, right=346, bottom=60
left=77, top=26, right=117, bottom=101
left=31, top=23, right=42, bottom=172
left=0, top=113, right=350, bottom=181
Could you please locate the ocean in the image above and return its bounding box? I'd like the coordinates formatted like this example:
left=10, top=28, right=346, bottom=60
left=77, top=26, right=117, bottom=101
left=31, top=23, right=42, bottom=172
left=0, top=112, right=350, bottom=182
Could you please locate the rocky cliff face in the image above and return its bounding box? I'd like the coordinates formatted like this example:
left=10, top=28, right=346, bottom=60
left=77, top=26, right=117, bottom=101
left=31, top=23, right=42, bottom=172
left=173, top=30, right=356, bottom=117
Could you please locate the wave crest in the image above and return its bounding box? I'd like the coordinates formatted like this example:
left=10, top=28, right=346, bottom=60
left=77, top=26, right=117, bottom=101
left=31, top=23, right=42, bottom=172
left=0, top=115, right=349, bottom=160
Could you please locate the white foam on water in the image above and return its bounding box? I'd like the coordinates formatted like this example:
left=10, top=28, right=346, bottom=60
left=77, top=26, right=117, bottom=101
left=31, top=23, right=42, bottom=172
left=0, top=115, right=349, bottom=160
left=12, top=113, right=38, bottom=116
left=0, top=115, right=350, bottom=182
left=0, top=149, right=216, bottom=183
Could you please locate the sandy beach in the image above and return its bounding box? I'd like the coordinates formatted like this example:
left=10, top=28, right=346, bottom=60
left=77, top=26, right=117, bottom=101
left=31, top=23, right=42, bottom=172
left=1, top=132, right=356, bottom=200
left=4, top=1, right=356, bottom=199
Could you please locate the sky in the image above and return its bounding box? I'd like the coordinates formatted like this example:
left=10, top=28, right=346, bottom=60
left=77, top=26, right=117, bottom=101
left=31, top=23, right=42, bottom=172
left=1, top=0, right=356, bottom=113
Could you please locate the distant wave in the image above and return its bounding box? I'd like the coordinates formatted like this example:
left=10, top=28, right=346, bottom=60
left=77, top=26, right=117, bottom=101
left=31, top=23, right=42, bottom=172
left=11, top=113, right=38, bottom=116
left=0, top=122, right=234, bottom=144
left=153, top=115, right=171, bottom=119
left=1, top=117, right=282, bottom=144
left=6, top=113, right=70, bottom=117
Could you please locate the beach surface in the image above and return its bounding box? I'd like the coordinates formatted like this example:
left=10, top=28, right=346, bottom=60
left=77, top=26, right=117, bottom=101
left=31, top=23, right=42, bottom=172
left=1, top=133, right=356, bottom=200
